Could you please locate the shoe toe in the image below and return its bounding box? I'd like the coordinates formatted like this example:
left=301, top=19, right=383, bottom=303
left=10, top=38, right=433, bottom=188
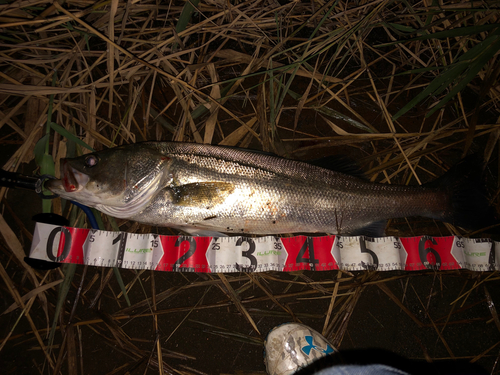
left=264, top=323, right=335, bottom=375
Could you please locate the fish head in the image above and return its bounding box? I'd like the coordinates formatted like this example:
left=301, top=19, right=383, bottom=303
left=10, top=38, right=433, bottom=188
left=46, top=144, right=172, bottom=217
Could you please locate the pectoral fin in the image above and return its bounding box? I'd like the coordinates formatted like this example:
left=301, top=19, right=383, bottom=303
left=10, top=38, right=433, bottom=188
left=173, top=182, right=235, bottom=207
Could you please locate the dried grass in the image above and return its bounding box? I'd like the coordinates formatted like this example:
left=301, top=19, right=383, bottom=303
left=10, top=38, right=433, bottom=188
left=1, top=0, right=500, bottom=374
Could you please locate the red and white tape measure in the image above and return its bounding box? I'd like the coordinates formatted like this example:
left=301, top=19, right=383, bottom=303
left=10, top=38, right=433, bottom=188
left=29, top=223, right=497, bottom=272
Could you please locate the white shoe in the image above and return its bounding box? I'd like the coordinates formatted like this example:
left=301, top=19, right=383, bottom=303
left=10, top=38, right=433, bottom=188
left=264, top=323, right=336, bottom=375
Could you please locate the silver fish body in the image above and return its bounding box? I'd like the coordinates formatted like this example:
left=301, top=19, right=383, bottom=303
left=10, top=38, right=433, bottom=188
left=47, top=142, right=479, bottom=235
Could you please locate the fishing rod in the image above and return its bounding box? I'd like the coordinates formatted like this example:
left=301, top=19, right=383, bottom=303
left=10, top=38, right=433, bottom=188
left=0, top=169, right=59, bottom=199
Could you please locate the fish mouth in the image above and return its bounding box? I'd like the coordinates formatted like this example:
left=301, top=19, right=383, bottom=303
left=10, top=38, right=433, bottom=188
left=46, top=160, right=90, bottom=193
left=62, top=160, right=79, bottom=192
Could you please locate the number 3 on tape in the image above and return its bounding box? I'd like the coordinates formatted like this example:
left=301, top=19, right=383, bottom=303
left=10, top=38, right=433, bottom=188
left=206, top=237, right=287, bottom=272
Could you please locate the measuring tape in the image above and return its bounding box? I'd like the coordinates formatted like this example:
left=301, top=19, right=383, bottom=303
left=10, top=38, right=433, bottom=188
left=28, top=223, right=498, bottom=273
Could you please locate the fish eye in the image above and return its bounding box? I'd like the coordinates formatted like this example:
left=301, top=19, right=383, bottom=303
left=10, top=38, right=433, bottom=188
left=84, top=155, right=98, bottom=168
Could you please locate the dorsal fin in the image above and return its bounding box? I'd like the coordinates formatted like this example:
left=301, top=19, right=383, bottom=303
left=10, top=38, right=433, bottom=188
left=307, top=155, right=366, bottom=179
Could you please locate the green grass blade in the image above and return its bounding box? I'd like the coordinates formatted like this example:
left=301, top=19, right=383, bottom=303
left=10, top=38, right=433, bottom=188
left=34, top=134, right=55, bottom=213
left=431, top=63, right=470, bottom=96
left=48, top=263, right=77, bottom=350
left=386, top=22, right=417, bottom=33
left=427, top=36, right=500, bottom=117
left=309, top=0, right=340, bottom=40
left=113, top=267, right=131, bottom=306
left=455, top=32, right=500, bottom=63
left=176, top=0, right=201, bottom=34
left=317, top=106, right=375, bottom=133
left=173, top=0, right=201, bottom=50
left=36, top=71, right=59, bottom=213
left=91, top=208, right=106, bottom=229
left=392, top=62, right=469, bottom=120
left=417, top=24, right=500, bottom=41
left=376, top=24, right=500, bottom=47
left=50, top=122, right=95, bottom=152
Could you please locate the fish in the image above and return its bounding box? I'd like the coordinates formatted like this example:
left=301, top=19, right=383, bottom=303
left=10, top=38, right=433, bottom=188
left=46, top=142, right=497, bottom=236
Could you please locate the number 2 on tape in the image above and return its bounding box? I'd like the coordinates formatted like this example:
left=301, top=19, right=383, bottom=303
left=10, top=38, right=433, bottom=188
left=174, top=237, right=196, bottom=269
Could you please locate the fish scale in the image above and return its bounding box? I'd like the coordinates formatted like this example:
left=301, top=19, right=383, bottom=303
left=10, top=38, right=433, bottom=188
left=46, top=142, right=495, bottom=236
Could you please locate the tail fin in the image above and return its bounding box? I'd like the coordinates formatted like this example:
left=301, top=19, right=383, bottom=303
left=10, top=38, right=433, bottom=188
left=427, top=155, right=498, bottom=232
